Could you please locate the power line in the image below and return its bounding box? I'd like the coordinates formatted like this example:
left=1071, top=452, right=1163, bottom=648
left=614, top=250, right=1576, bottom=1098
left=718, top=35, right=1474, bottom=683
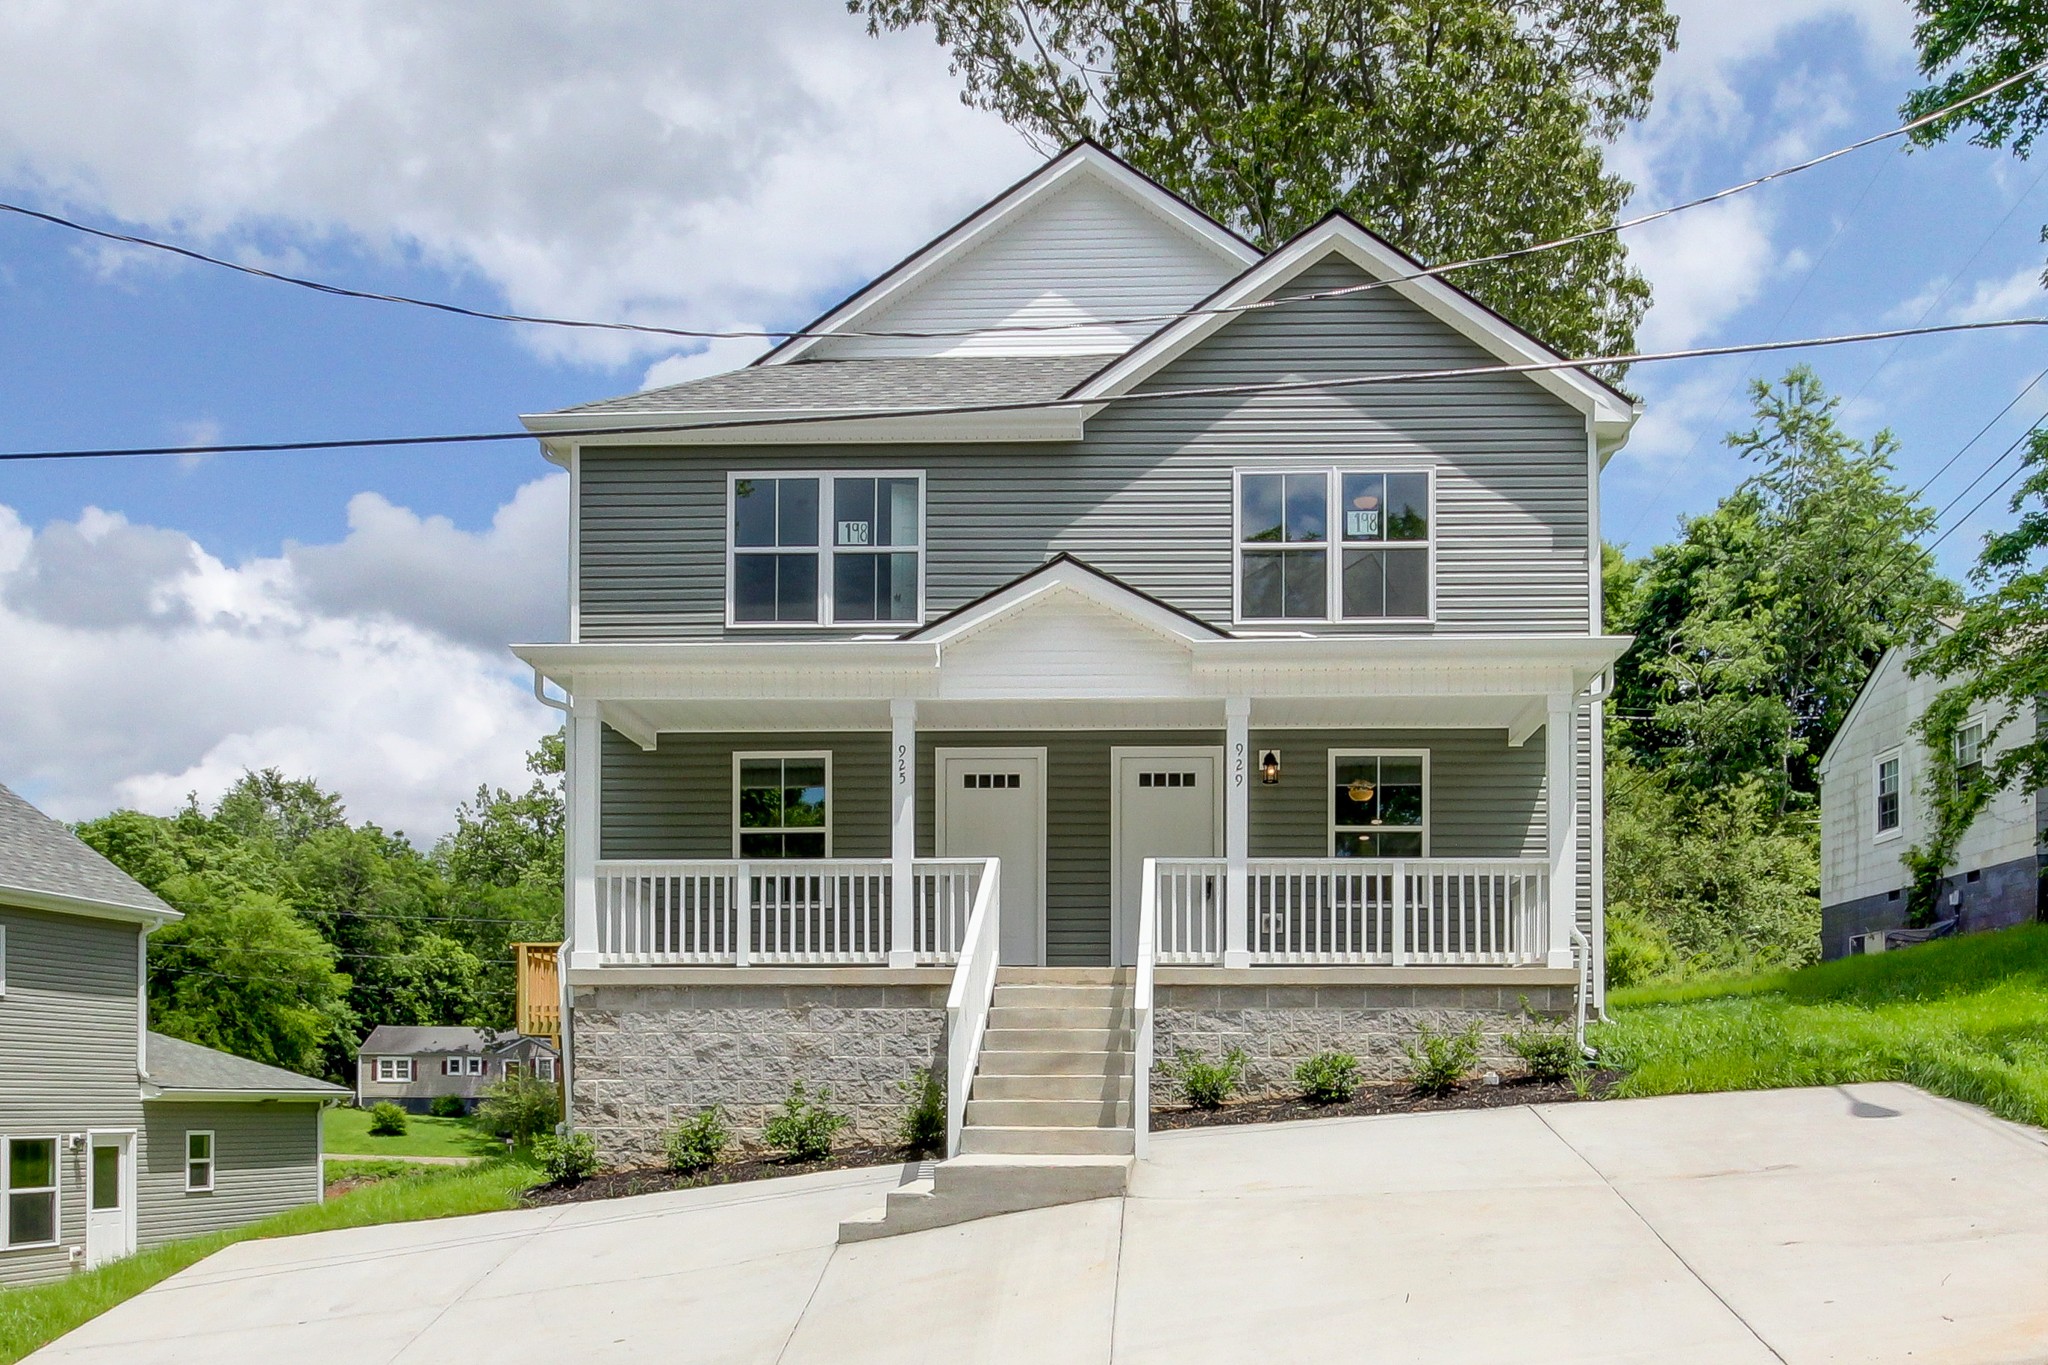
left=3, top=57, right=2043, bottom=349
left=2, top=315, right=2044, bottom=463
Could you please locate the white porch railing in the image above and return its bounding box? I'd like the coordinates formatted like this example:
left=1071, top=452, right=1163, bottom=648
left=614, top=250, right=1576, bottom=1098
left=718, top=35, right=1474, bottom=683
left=1153, top=857, right=1551, bottom=967
left=944, top=856, right=1002, bottom=1158
left=593, top=858, right=986, bottom=966
left=1134, top=857, right=1159, bottom=1158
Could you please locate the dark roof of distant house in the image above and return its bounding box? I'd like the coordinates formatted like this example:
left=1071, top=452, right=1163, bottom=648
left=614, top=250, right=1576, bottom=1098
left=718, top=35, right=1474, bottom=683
left=0, top=779, right=176, bottom=921
left=357, top=1025, right=556, bottom=1056
left=545, top=354, right=1108, bottom=416
left=145, top=1032, right=347, bottom=1098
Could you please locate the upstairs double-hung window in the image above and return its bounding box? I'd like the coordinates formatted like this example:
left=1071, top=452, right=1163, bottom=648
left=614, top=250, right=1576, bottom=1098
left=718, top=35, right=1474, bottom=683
left=1236, top=469, right=1432, bottom=622
left=730, top=473, right=923, bottom=625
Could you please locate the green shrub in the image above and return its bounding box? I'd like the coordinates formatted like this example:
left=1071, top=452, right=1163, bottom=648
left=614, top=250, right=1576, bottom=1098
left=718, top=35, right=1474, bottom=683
left=763, top=1081, right=848, bottom=1161
left=663, top=1107, right=731, bottom=1174
left=1294, top=1050, right=1360, bottom=1104
left=1506, top=1027, right=1582, bottom=1082
left=473, top=1073, right=561, bottom=1145
left=899, top=1067, right=945, bottom=1153
left=427, top=1095, right=468, bottom=1120
left=367, top=1101, right=408, bottom=1136
left=1169, top=1048, right=1247, bottom=1109
left=1403, top=1023, right=1482, bottom=1096
left=534, top=1131, right=599, bottom=1183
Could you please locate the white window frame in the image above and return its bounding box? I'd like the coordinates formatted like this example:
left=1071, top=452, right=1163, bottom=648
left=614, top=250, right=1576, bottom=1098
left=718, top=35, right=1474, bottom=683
left=184, top=1130, right=214, bottom=1194
left=535, top=1057, right=557, bottom=1082
left=1955, top=715, right=1986, bottom=788
left=0, top=923, right=7, bottom=997
left=732, top=751, right=834, bottom=859
left=1873, top=749, right=1903, bottom=842
left=374, top=1057, right=414, bottom=1084
left=3, top=1134, right=60, bottom=1249
left=1327, top=749, right=1432, bottom=857
left=443, top=1057, right=461, bottom=1077
left=503, top=1060, right=522, bottom=1079
left=725, top=470, right=927, bottom=629
left=1231, top=467, right=1436, bottom=626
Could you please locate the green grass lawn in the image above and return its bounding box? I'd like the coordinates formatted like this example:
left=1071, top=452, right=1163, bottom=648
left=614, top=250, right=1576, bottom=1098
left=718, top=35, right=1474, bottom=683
left=0, top=1156, right=540, bottom=1365
left=322, top=1105, right=501, bottom=1159
left=1594, top=923, right=2048, bottom=1128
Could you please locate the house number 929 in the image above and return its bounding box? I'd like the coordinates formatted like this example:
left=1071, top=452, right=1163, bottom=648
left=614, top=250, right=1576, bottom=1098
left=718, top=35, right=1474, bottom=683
left=1233, top=741, right=1246, bottom=788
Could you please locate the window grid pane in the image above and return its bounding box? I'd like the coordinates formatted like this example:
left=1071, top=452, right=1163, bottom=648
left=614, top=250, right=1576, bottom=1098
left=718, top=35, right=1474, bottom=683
left=1333, top=754, right=1426, bottom=859
left=738, top=757, right=828, bottom=859
left=1242, top=470, right=1431, bottom=622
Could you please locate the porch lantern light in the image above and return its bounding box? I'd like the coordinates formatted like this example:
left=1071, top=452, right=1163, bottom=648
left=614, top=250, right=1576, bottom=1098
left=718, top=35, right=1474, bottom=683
left=1259, top=749, right=1281, bottom=785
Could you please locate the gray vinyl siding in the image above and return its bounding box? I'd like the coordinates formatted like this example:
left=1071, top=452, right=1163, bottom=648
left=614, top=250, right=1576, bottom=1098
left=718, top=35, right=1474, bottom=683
left=357, top=1039, right=557, bottom=1109
left=137, top=1102, right=323, bottom=1248
left=0, top=905, right=143, bottom=1284
left=577, top=259, right=1592, bottom=640
left=599, top=724, right=1564, bottom=967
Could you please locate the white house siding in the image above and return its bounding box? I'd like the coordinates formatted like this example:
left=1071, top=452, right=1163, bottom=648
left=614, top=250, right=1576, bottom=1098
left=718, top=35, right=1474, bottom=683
left=1819, top=648, right=2040, bottom=957
left=601, top=725, right=1568, bottom=967
left=576, top=261, right=1594, bottom=643
left=0, top=905, right=144, bottom=1285
left=136, top=1101, right=323, bottom=1248
left=810, top=172, right=1245, bottom=359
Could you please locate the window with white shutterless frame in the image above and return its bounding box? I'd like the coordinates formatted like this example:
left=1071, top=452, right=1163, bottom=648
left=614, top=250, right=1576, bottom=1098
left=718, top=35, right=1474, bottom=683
left=733, top=752, right=832, bottom=859
left=3, top=1136, right=59, bottom=1248
left=1233, top=468, right=1434, bottom=624
left=185, top=1131, right=214, bottom=1193
left=727, top=471, right=925, bottom=627
left=1328, top=750, right=1430, bottom=857
left=1873, top=750, right=1902, bottom=841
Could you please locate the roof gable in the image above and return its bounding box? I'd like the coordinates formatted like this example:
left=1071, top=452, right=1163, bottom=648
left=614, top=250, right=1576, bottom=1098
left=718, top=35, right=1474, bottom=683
left=0, top=779, right=176, bottom=923
left=908, top=554, right=1227, bottom=651
left=766, top=144, right=1258, bottom=365
left=1072, top=215, right=1637, bottom=450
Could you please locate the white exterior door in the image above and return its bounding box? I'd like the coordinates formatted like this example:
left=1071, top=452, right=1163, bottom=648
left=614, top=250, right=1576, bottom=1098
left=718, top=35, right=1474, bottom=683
left=85, top=1131, right=135, bottom=1268
left=1113, top=748, right=1222, bottom=966
left=937, top=749, right=1047, bottom=966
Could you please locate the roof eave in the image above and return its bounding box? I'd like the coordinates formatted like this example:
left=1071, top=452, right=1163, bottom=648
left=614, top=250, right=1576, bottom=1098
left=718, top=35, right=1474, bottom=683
left=518, top=406, right=1085, bottom=448
left=0, top=883, right=179, bottom=925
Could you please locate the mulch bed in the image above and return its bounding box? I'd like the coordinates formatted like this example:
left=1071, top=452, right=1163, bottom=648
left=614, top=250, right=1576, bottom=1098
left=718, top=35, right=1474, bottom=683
left=522, top=1143, right=934, bottom=1207
left=1150, top=1070, right=1626, bottom=1131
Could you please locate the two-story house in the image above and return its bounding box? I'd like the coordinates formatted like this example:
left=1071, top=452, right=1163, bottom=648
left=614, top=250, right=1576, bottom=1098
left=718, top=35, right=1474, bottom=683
left=0, top=780, right=344, bottom=1285
left=1818, top=645, right=2041, bottom=958
left=515, top=145, right=1635, bottom=1213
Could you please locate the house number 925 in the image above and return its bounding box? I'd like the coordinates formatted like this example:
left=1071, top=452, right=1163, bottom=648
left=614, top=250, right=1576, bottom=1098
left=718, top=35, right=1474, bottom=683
left=896, top=744, right=908, bottom=785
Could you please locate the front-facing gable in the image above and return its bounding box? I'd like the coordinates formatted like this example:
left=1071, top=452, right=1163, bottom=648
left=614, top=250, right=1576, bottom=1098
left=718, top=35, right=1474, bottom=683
left=764, top=143, right=1259, bottom=365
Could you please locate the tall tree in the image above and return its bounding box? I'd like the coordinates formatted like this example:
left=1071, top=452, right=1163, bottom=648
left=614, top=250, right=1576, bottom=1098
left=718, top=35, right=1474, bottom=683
left=1611, top=368, right=1957, bottom=808
left=854, top=0, right=1675, bottom=361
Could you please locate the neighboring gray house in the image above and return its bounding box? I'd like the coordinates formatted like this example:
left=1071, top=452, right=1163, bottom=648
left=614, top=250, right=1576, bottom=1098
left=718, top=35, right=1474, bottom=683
left=513, top=144, right=1635, bottom=1220
left=1818, top=645, right=2041, bottom=959
left=0, top=780, right=345, bottom=1286
left=354, top=1026, right=559, bottom=1113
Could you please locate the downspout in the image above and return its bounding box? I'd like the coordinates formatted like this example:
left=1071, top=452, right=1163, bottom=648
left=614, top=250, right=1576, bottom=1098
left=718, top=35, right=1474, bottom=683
left=533, top=669, right=575, bottom=1133
left=1570, top=926, right=1595, bottom=1059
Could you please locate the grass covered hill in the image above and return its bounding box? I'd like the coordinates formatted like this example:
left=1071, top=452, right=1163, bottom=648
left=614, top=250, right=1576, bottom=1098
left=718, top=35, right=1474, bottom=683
left=1594, top=924, right=2048, bottom=1129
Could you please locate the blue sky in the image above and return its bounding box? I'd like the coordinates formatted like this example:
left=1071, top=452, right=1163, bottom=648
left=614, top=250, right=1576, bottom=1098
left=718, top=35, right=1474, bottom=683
left=0, top=0, right=2040, bottom=834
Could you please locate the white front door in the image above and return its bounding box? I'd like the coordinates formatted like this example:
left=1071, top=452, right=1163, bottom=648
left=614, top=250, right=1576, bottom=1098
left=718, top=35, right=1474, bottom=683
left=85, top=1132, right=134, bottom=1268
left=936, top=749, right=1047, bottom=966
left=1112, top=748, right=1222, bottom=965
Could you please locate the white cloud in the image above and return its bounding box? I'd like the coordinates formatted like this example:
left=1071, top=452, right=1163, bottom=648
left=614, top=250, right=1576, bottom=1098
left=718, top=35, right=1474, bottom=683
left=1628, top=199, right=1780, bottom=351
left=0, top=479, right=567, bottom=841
left=1947, top=262, right=2048, bottom=324
left=0, top=1, right=1036, bottom=373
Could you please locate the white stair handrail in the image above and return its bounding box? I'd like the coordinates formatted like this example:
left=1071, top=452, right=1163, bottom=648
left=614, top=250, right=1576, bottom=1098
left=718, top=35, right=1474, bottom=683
left=944, top=856, right=1002, bottom=1159
left=1135, top=855, right=1158, bottom=1159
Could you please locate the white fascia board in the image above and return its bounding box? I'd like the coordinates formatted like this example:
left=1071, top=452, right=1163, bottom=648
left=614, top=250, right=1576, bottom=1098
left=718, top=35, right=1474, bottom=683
left=1073, top=218, right=1637, bottom=433
left=141, top=1087, right=338, bottom=1104
left=763, top=145, right=1258, bottom=367
left=520, top=407, right=1083, bottom=451
left=0, top=884, right=180, bottom=926
left=1818, top=645, right=1905, bottom=776
left=514, top=640, right=937, bottom=700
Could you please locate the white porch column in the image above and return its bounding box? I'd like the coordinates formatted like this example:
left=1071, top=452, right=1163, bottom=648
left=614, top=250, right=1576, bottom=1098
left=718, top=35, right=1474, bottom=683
left=888, top=699, right=918, bottom=968
left=1545, top=692, right=1579, bottom=969
left=1224, top=697, right=1252, bottom=968
left=567, top=702, right=603, bottom=971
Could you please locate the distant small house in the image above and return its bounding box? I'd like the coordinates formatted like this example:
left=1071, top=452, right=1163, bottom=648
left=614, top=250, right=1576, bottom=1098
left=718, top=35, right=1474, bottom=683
left=354, top=1026, right=559, bottom=1113
left=0, top=779, right=346, bottom=1286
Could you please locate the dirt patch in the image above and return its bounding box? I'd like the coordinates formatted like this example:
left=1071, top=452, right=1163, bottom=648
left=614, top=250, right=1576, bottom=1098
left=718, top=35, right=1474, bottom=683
left=1150, top=1071, right=1625, bottom=1131
left=522, top=1143, right=937, bottom=1207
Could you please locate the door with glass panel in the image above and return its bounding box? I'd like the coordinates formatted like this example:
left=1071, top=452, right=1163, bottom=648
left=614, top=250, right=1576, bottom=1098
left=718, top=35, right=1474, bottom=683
left=85, top=1131, right=134, bottom=1267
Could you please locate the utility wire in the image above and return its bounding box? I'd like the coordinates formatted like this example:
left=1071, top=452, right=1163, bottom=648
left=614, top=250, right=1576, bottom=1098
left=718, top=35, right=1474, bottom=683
left=1, top=315, right=2044, bottom=463
left=3, top=57, right=2043, bottom=348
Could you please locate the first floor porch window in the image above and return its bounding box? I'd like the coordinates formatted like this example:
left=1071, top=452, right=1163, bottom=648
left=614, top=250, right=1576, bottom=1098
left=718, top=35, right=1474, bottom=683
left=1330, top=751, right=1428, bottom=857
left=735, top=753, right=831, bottom=858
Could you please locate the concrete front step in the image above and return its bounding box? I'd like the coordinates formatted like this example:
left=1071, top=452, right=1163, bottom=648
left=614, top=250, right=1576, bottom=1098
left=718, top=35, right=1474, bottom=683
left=992, top=983, right=1131, bottom=1009
left=982, top=1026, right=1131, bottom=1053
left=972, top=1072, right=1133, bottom=1102
left=965, top=1098, right=1130, bottom=1128
left=978, top=1048, right=1130, bottom=1077
left=994, top=967, right=1133, bottom=985
left=958, top=1124, right=1136, bottom=1156
left=987, top=1005, right=1130, bottom=1031
left=837, top=1154, right=1132, bottom=1243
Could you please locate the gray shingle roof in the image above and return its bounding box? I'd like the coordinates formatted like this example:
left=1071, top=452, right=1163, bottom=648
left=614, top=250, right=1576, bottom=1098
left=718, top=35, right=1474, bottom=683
left=359, top=1025, right=504, bottom=1056
left=0, top=779, right=175, bottom=920
left=549, top=355, right=1109, bottom=416
left=145, top=1032, right=347, bottom=1098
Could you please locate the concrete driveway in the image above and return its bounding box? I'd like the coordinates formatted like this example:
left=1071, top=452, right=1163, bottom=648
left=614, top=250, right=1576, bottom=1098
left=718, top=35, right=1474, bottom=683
left=31, top=1083, right=2048, bottom=1363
